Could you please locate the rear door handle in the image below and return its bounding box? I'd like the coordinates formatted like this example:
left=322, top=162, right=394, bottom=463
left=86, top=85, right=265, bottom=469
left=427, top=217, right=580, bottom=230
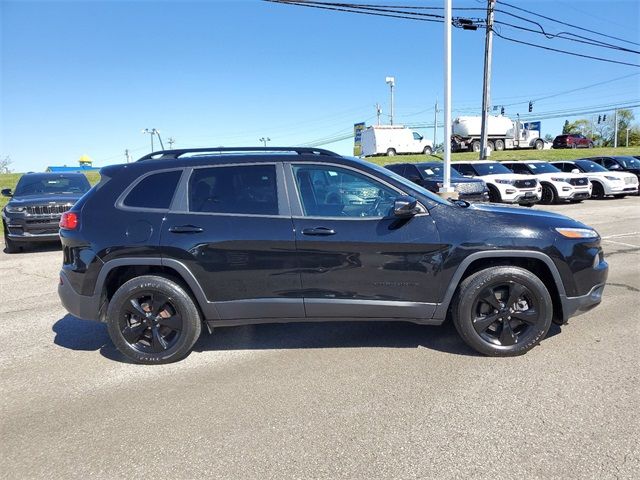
left=302, top=227, right=336, bottom=236
left=169, top=225, right=204, bottom=234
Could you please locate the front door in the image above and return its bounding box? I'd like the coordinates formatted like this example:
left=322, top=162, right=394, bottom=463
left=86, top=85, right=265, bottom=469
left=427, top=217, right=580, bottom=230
left=286, top=162, right=443, bottom=320
left=161, top=162, right=303, bottom=321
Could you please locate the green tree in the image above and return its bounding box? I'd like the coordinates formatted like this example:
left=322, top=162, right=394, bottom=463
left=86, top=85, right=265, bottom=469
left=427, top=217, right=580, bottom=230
left=562, top=120, right=570, bottom=134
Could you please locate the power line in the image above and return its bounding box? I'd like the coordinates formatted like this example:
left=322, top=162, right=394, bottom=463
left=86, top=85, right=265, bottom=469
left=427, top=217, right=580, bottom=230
left=498, top=1, right=640, bottom=47
left=491, top=29, right=640, bottom=68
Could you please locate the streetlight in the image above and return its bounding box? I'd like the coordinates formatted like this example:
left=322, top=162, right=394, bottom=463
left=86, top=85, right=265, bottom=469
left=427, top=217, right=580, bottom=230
left=259, top=137, right=271, bottom=147
left=385, top=76, right=395, bottom=125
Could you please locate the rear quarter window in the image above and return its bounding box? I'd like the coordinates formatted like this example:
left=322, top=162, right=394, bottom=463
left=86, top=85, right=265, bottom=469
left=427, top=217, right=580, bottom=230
left=123, top=170, right=182, bottom=209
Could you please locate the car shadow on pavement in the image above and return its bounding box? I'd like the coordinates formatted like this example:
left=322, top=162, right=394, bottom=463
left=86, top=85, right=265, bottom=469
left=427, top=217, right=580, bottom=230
left=4, top=242, right=61, bottom=254
left=52, top=314, right=563, bottom=363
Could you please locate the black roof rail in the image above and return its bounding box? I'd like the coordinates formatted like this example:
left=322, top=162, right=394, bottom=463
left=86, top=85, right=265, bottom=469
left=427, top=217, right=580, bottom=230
left=136, top=146, right=342, bottom=162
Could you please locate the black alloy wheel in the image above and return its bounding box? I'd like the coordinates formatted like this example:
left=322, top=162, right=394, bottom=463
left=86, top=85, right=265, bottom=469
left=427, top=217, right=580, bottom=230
left=119, top=292, right=183, bottom=354
left=540, top=184, right=557, bottom=204
left=452, top=266, right=552, bottom=356
left=591, top=182, right=605, bottom=199
left=107, top=275, right=202, bottom=364
left=470, top=282, right=542, bottom=348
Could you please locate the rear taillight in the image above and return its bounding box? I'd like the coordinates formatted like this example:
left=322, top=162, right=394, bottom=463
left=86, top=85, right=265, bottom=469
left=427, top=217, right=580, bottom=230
left=60, top=211, right=78, bottom=230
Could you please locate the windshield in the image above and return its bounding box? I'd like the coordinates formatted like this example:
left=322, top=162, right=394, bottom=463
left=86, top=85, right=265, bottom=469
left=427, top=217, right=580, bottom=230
left=419, top=163, right=464, bottom=178
left=575, top=160, right=608, bottom=173
left=525, top=162, right=561, bottom=174
left=13, top=174, right=91, bottom=197
left=616, top=156, right=640, bottom=169
left=473, top=162, right=512, bottom=175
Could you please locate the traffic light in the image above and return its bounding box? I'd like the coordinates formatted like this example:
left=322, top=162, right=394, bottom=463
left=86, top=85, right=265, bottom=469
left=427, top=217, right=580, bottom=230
left=598, top=115, right=602, bottom=124
left=603, top=114, right=607, bottom=122
left=500, top=106, right=505, bottom=115
left=528, top=101, right=533, bottom=113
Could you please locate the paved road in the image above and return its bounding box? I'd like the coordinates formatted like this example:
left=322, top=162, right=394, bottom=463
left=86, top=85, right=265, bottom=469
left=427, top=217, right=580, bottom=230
left=1, top=198, right=639, bottom=479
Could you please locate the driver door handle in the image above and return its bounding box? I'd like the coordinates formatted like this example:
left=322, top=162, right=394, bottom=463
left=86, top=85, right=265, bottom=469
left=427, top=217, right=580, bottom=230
left=169, top=225, right=204, bottom=234
left=302, top=227, right=336, bottom=236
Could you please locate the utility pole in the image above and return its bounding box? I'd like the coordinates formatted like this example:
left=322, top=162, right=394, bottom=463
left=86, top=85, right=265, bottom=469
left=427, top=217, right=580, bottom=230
left=438, top=0, right=455, bottom=198
left=125, top=149, right=131, bottom=163
left=142, top=128, right=155, bottom=152
left=385, top=76, right=395, bottom=125
left=626, top=128, right=630, bottom=147
left=375, top=103, right=382, bottom=125
left=613, top=109, right=618, bottom=148
left=168, top=137, right=175, bottom=149
left=433, top=99, right=440, bottom=150
left=479, top=0, right=496, bottom=159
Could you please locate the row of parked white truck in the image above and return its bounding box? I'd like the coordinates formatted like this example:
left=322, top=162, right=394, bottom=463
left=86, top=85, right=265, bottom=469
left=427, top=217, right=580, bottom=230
left=450, top=159, right=639, bottom=206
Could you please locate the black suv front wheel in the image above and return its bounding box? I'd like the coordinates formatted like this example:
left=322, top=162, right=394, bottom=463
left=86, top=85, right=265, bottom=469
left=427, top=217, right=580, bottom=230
left=452, top=266, right=552, bottom=356
left=106, top=275, right=202, bottom=364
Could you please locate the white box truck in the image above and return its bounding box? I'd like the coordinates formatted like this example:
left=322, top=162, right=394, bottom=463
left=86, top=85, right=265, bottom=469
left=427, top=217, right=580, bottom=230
left=451, top=115, right=545, bottom=152
left=361, top=125, right=433, bottom=157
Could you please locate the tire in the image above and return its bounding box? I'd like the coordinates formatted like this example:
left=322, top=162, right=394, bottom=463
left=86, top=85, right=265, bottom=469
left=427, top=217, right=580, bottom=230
left=571, top=143, right=577, bottom=149
left=386, top=148, right=396, bottom=157
left=569, top=199, right=583, bottom=204
left=451, top=266, right=553, bottom=357
left=3, top=228, right=21, bottom=254
left=487, top=185, right=502, bottom=203
left=494, top=139, right=505, bottom=151
left=591, top=182, right=605, bottom=199
left=540, top=183, right=557, bottom=205
left=487, top=141, right=495, bottom=152
left=588, top=142, right=594, bottom=148
left=534, top=139, right=544, bottom=150
left=423, top=146, right=432, bottom=155
left=471, top=140, right=481, bottom=153
left=106, top=275, right=202, bottom=364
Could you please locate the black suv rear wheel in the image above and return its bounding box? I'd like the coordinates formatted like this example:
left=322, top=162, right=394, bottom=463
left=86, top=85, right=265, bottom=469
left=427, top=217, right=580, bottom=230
left=452, top=266, right=552, bottom=356
left=106, top=275, right=202, bottom=364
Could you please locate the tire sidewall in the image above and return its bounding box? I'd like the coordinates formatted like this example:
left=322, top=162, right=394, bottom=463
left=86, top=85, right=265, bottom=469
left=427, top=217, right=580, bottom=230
left=453, top=267, right=553, bottom=356
left=106, top=275, right=202, bottom=364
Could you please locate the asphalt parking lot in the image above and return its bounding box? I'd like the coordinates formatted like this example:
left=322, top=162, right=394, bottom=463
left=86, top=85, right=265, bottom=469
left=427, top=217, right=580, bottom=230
left=1, top=197, right=639, bottom=479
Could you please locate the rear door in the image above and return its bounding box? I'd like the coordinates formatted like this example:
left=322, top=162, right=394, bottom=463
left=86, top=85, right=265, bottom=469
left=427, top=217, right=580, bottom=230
left=160, top=162, right=303, bottom=321
left=285, top=162, right=443, bottom=320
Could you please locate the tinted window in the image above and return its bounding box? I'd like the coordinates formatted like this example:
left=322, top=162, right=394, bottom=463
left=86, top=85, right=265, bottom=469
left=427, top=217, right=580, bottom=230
left=452, top=164, right=477, bottom=176
left=505, top=163, right=529, bottom=175
left=419, top=163, right=463, bottom=178
left=524, top=162, right=560, bottom=174
left=14, top=174, right=91, bottom=196
left=473, top=162, right=513, bottom=175
left=189, top=164, right=278, bottom=215
left=603, top=158, right=618, bottom=168
left=293, top=165, right=397, bottom=218
left=617, top=156, right=640, bottom=168
left=124, top=170, right=182, bottom=209
left=404, top=164, right=422, bottom=180
left=386, top=164, right=406, bottom=176
left=575, top=160, right=608, bottom=173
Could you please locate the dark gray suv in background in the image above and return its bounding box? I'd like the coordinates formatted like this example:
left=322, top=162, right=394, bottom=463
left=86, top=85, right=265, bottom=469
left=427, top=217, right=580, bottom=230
left=2, top=172, right=91, bottom=253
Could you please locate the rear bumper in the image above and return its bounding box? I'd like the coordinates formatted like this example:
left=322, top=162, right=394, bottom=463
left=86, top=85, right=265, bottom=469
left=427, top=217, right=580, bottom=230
left=58, top=270, right=103, bottom=321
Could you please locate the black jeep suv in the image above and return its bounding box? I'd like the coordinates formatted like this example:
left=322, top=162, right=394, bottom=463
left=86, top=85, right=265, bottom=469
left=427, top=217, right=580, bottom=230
left=58, top=147, right=608, bottom=364
left=2, top=173, right=91, bottom=253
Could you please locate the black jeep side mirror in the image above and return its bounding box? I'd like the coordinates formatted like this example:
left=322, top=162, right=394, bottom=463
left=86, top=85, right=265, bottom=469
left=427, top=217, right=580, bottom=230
left=393, top=196, right=421, bottom=217
left=1, top=188, right=12, bottom=197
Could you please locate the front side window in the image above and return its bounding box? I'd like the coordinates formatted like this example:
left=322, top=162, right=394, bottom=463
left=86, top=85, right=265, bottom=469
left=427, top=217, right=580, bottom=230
left=293, top=165, right=397, bottom=218
left=453, top=164, right=477, bottom=177
left=189, top=164, right=278, bottom=215
left=124, top=170, right=182, bottom=209
left=412, top=132, right=422, bottom=141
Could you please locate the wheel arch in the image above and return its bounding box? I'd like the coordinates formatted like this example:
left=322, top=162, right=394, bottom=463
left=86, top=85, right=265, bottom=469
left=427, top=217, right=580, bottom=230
left=96, top=258, right=220, bottom=322
left=433, top=251, right=566, bottom=325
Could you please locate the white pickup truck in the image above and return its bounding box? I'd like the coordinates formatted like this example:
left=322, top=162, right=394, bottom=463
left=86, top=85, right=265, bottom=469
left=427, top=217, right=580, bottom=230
left=361, top=125, right=433, bottom=157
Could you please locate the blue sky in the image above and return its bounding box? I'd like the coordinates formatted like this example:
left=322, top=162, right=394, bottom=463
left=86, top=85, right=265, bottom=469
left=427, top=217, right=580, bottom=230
left=1, top=0, right=639, bottom=171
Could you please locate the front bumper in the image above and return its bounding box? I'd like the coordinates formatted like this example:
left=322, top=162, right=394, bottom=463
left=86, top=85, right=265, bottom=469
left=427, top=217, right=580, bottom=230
left=560, top=283, right=606, bottom=323
left=3, top=213, right=62, bottom=242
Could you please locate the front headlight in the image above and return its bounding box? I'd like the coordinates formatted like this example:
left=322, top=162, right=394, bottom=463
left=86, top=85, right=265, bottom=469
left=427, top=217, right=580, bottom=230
left=604, top=176, right=621, bottom=181
left=495, top=179, right=514, bottom=185
left=5, top=205, right=26, bottom=213
left=550, top=177, right=571, bottom=183
left=555, top=227, right=598, bottom=239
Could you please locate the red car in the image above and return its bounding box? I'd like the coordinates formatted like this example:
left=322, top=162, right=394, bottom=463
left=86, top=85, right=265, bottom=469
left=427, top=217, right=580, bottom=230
left=552, top=134, right=594, bottom=149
